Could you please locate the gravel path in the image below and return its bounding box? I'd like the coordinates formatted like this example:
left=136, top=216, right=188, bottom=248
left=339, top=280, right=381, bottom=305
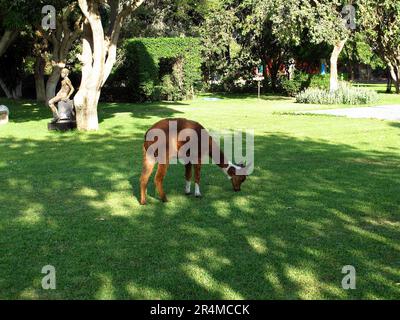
left=302, top=105, right=400, bottom=121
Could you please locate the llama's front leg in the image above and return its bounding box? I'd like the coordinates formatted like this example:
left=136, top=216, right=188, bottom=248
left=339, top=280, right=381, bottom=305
left=194, top=164, right=202, bottom=198
left=185, top=164, right=192, bottom=195
left=155, top=163, right=169, bottom=202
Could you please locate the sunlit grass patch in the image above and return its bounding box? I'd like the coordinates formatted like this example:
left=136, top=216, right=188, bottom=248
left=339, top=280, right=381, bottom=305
left=0, top=92, right=400, bottom=299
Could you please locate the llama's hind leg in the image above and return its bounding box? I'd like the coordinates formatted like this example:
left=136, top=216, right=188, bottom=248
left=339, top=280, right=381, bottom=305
left=155, top=163, right=169, bottom=202
left=184, top=163, right=192, bottom=195
left=139, top=156, right=155, bottom=205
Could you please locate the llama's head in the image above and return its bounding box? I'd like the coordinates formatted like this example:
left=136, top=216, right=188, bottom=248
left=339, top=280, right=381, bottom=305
left=227, top=162, right=251, bottom=192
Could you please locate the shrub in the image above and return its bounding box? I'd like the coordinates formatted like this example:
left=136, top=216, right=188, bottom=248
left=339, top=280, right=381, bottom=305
left=308, top=74, right=330, bottom=90
left=295, top=83, right=379, bottom=105
left=281, top=72, right=306, bottom=96
left=281, top=77, right=303, bottom=97
left=103, top=38, right=202, bottom=102
left=281, top=72, right=330, bottom=97
left=160, top=75, right=179, bottom=101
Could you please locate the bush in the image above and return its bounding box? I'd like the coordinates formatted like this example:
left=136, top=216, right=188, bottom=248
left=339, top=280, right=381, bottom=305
left=281, top=72, right=306, bottom=96
left=295, top=83, right=379, bottom=105
left=281, top=77, right=303, bottom=97
left=308, top=74, right=330, bottom=90
left=103, top=37, right=202, bottom=102
left=160, top=75, right=180, bottom=101
left=281, top=72, right=330, bottom=97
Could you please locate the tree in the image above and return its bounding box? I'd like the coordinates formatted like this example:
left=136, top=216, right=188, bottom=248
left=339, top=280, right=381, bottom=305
left=239, top=7, right=294, bottom=92
left=0, top=30, right=18, bottom=58
left=244, top=0, right=352, bottom=92
left=0, top=0, right=41, bottom=98
left=0, top=33, right=33, bottom=99
left=32, top=31, right=48, bottom=102
left=200, top=4, right=239, bottom=86
left=74, top=0, right=145, bottom=131
left=0, top=0, right=52, bottom=99
left=0, top=0, right=19, bottom=58
left=358, top=0, right=400, bottom=94
left=0, top=0, right=23, bottom=96
left=36, top=1, right=83, bottom=103
left=123, top=0, right=212, bottom=37
left=340, top=32, right=384, bottom=82
left=200, top=0, right=294, bottom=92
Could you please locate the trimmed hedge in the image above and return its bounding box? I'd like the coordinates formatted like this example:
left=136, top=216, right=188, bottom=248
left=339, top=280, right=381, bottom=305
left=103, top=37, right=202, bottom=102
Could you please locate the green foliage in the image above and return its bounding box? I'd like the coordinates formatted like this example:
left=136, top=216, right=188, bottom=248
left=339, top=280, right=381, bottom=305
left=105, top=37, right=202, bottom=102
left=281, top=78, right=303, bottom=97
left=341, top=33, right=385, bottom=74
left=358, top=0, right=400, bottom=92
left=200, top=5, right=239, bottom=84
left=124, top=0, right=213, bottom=37
left=309, top=75, right=331, bottom=90
left=281, top=72, right=309, bottom=97
left=160, top=75, right=179, bottom=101
left=296, top=83, right=379, bottom=105
left=200, top=0, right=351, bottom=93
left=245, top=0, right=350, bottom=48
left=281, top=73, right=330, bottom=97
left=0, top=0, right=66, bottom=29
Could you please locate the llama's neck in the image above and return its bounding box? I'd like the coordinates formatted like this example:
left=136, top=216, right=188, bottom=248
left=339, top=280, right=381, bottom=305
left=209, top=137, right=233, bottom=178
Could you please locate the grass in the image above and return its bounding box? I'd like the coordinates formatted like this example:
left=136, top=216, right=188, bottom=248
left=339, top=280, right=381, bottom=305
left=353, top=83, right=400, bottom=105
left=0, top=88, right=400, bottom=300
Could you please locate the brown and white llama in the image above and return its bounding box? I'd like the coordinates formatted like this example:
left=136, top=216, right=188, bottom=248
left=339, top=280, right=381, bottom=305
left=139, top=118, right=251, bottom=205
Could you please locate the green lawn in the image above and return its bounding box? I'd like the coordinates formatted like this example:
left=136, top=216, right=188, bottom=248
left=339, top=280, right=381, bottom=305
left=0, top=88, right=400, bottom=299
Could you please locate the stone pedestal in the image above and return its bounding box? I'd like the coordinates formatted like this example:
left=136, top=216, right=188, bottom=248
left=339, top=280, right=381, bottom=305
left=0, top=105, right=9, bottom=125
left=58, top=99, right=75, bottom=120
left=48, top=99, right=77, bottom=132
left=48, top=120, right=77, bottom=131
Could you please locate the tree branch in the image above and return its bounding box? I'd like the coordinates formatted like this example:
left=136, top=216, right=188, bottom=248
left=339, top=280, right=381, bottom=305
left=102, top=0, right=145, bottom=85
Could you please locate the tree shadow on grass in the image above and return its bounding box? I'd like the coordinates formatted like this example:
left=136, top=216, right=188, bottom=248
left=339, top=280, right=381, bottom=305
left=389, top=122, right=400, bottom=130
left=98, top=101, right=185, bottom=123
left=0, top=130, right=399, bottom=299
left=0, top=98, right=185, bottom=124
left=203, top=93, right=293, bottom=102
left=0, top=99, right=49, bottom=124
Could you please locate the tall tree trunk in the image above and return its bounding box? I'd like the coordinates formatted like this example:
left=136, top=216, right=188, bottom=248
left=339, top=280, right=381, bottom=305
left=366, top=65, right=371, bottom=83
left=348, top=60, right=355, bottom=81
left=74, top=20, right=101, bottom=131
left=12, top=81, right=22, bottom=99
left=386, top=66, right=392, bottom=93
left=269, top=59, right=280, bottom=92
left=330, top=39, right=347, bottom=92
left=75, top=88, right=101, bottom=131
left=74, top=0, right=144, bottom=131
left=34, top=55, right=46, bottom=102
left=0, top=77, right=12, bottom=98
left=388, top=63, right=400, bottom=94
left=0, top=30, right=18, bottom=57
left=0, top=31, right=19, bottom=99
